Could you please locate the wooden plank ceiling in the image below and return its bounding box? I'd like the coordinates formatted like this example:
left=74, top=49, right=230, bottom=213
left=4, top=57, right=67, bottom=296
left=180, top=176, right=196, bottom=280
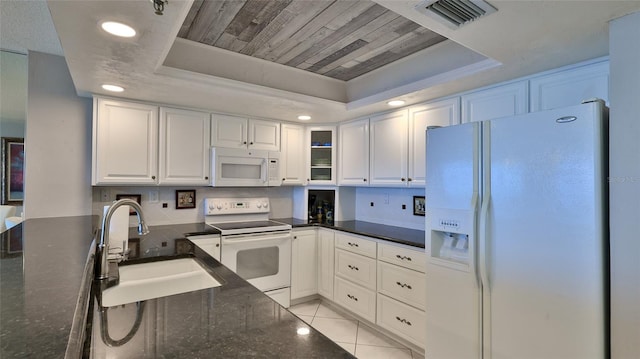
left=178, top=0, right=447, bottom=81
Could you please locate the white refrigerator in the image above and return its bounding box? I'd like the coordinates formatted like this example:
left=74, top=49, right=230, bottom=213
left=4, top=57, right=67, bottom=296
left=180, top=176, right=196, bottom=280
left=424, top=101, right=608, bottom=359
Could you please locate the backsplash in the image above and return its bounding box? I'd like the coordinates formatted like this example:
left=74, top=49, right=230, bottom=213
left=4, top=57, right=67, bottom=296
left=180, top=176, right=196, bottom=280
left=355, top=187, right=425, bottom=230
left=92, top=186, right=294, bottom=226
left=92, top=186, right=425, bottom=231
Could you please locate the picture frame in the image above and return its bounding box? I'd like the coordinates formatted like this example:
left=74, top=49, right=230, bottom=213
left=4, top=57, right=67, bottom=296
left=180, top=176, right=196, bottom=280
left=176, top=189, right=196, bottom=209
left=413, top=196, right=426, bottom=216
left=115, top=194, right=142, bottom=215
left=1, top=137, right=24, bottom=205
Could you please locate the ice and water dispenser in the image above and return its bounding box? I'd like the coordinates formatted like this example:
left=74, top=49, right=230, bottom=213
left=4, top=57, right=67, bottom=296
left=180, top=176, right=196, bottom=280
left=428, top=213, right=473, bottom=267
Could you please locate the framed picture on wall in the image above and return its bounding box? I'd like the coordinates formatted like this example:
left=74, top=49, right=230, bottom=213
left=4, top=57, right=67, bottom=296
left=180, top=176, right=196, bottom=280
left=176, top=190, right=196, bottom=209
left=413, top=196, right=426, bottom=216
left=115, top=194, right=142, bottom=215
left=1, top=137, right=24, bottom=205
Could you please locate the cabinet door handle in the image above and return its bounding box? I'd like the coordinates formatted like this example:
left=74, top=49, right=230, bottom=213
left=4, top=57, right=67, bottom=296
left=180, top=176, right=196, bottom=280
left=205, top=176, right=209, bottom=180
left=395, top=316, right=412, bottom=326
left=407, top=178, right=412, bottom=182
left=151, top=175, right=156, bottom=180
left=348, top=264, right=359, bottom=271
left=215, top=243, right=220, bottom=247
left=363, top=178, right=367, bottom=182
left=401, top=177, right=406, bottom=182
left=347, top=294, right=359, bottom=301
left=347, top=242, right=359, bottom=247
left=395, top=254, right=412, bottom=261
left=396, top=281, right=412, bottom=289
left=250, top=142, right=254, bottom=145
left=243, top=141, right=247, bottom=145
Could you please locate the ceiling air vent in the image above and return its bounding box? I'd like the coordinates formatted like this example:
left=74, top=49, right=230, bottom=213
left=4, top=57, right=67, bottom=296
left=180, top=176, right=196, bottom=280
left=415, top=0, right=497, bottom=29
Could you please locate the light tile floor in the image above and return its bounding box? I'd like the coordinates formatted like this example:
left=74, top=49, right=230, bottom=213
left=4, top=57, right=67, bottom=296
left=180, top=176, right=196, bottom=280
left=289, top=299, right=423, bottom=359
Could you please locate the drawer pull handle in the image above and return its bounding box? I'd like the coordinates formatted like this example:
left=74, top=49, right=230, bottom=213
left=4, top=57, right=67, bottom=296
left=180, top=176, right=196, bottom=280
left=395, top=316, right=412, bottom=326
left=348, top=264, right=359, bottom=271
left=396, top=281, right=412, bottom=289
left=347, top=294, right=359, bottom=302
left=396, top=255, right=412, bottom=261
left=348, top=242, right=359, bottom=247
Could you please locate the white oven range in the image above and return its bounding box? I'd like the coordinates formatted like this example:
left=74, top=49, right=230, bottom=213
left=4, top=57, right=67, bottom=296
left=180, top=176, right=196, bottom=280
left=204, top=197, right=292, bottom=307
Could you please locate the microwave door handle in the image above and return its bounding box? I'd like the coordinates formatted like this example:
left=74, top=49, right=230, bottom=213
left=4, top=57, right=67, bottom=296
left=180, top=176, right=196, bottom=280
left=262, top=158, right=268, bottom=183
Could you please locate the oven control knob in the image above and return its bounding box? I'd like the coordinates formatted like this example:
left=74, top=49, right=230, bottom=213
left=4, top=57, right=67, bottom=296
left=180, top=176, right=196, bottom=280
left=217, top=203, right=223, bottom=210
left=262, top=201, right=268, bottom=209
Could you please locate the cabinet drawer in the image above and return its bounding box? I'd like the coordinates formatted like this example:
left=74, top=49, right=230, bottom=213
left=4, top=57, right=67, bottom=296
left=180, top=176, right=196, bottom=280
left=335, top=277, right=376, bottom=323
left=378, top=242, right=425, bottom=273
left=377, top=261, right=425, bottom=310
left=335, top=232, right=377, bottom=258
left=377, top=294, right=426, bottom=348
left=335, top=249, right=376, bottom=290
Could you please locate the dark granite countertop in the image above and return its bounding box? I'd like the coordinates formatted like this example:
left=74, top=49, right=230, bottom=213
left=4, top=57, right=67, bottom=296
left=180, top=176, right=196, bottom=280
left=274, top=218, right=426, bottom=248
left=0, top=216, right=98, bottom=358
left=0, top=216, right=422, bottom=358
left=90, top=238, right=353, bottom=358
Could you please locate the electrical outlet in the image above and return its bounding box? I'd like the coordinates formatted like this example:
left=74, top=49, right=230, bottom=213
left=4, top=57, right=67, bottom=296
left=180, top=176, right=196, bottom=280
left=149, top=190, right=159, bottom=203
left=162, top=203, right=168, bottom=208
left=100, top=188, right=109, bottom=202
left=402, top=204, right=406, bottom=210
left=370, top=202, right=374, bottom=207
left=384, top=193, right=389, bottom=204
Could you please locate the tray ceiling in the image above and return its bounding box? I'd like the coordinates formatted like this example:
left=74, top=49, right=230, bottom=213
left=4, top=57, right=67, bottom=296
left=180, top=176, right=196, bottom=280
left=177, top=0, right=447, bottom=81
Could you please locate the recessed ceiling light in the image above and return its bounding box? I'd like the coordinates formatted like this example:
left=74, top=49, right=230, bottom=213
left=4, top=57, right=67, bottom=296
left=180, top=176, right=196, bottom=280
left=102, top=84, right=125, bottom=92
left=387, top=100, right=405, bottom=107
left=297, top=115, right=311, bottom=121
left=100, top=21, right=136, bottom=38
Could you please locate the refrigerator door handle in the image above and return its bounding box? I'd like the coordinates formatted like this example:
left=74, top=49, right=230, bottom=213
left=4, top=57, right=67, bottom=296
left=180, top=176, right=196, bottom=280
left=479, top=123, right=491, bottom=291
left=479, top=194, right=490, bottom=289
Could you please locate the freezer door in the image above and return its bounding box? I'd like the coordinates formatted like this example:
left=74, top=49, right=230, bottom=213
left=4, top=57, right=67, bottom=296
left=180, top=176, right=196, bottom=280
left=483, top=102, right=607, bottom=359
left=425, top=122, right=482, bottom=359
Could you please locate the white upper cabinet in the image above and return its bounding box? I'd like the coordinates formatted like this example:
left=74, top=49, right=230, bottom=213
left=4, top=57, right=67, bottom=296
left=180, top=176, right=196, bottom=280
left=211, top=114, right=280, bottom=151
left=338, top=118, right=369, bottom=186
left=250, top=119, right=281, bottom=151
left=529, top=61, right=609, bottom=111
left=369, top=110, right=409, bottom=187
left=308, top=126, right=336, bottom=185
left=159, top=107, right=211, bottom=185
left=93, top=98, right=159, bottom=185
left=408, top=98, right=460, bottom=187
left=461, top=81, right=528, bottom=123
left=280, top=123, right=306, bottom=185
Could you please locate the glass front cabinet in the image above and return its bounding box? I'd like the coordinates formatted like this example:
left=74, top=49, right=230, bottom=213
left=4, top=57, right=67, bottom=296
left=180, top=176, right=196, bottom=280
left=307, top=126, right=336, bottom=185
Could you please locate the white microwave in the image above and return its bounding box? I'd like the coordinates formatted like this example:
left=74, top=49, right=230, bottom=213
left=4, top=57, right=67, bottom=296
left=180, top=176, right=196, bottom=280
left=210, top=148, right=281, bottom=187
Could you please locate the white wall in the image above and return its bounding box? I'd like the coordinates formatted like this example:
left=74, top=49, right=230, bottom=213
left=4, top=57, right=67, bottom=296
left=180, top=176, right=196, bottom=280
left=25, top=51, right=93, bottom=218
left=92, top=186, right=294, bottom=226
left=355, top=187, right=425, bottom=230
left=609, top=11, right=640, bottom=359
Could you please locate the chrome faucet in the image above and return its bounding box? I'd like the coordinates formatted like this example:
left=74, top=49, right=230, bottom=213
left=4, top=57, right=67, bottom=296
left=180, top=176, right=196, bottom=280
left=97, top=199, right=149, bottom=280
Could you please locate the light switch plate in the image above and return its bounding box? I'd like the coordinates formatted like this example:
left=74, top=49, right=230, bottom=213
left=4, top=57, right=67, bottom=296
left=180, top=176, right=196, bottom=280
left=149, top=190, right=159, bottom=203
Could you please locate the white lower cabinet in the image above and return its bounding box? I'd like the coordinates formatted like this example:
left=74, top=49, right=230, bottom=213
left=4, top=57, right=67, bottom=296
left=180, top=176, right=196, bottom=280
left=187, top=235, right=221, bottom=261
left=317, top=228, right=335, bottom=300
left=291, top=229, right=318, bottom=300
left=377, top=293, right=426, bottom=347
left=334, top=276, right=377, bottom=323
left=335, top=249, right=376, bottom=290
left=377, top=261, right=426, bottom=310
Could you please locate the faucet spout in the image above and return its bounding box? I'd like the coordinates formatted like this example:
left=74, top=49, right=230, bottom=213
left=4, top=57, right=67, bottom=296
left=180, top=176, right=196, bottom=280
left=97, top=199, right=149, bottom=280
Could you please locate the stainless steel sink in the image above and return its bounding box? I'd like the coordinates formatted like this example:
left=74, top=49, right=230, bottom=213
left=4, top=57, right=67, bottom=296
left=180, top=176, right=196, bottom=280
left=101, top=258, right=222, bottom=307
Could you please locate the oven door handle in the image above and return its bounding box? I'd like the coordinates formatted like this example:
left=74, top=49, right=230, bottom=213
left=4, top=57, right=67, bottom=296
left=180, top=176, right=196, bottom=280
left=222, top=231, right=291, bottom=243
